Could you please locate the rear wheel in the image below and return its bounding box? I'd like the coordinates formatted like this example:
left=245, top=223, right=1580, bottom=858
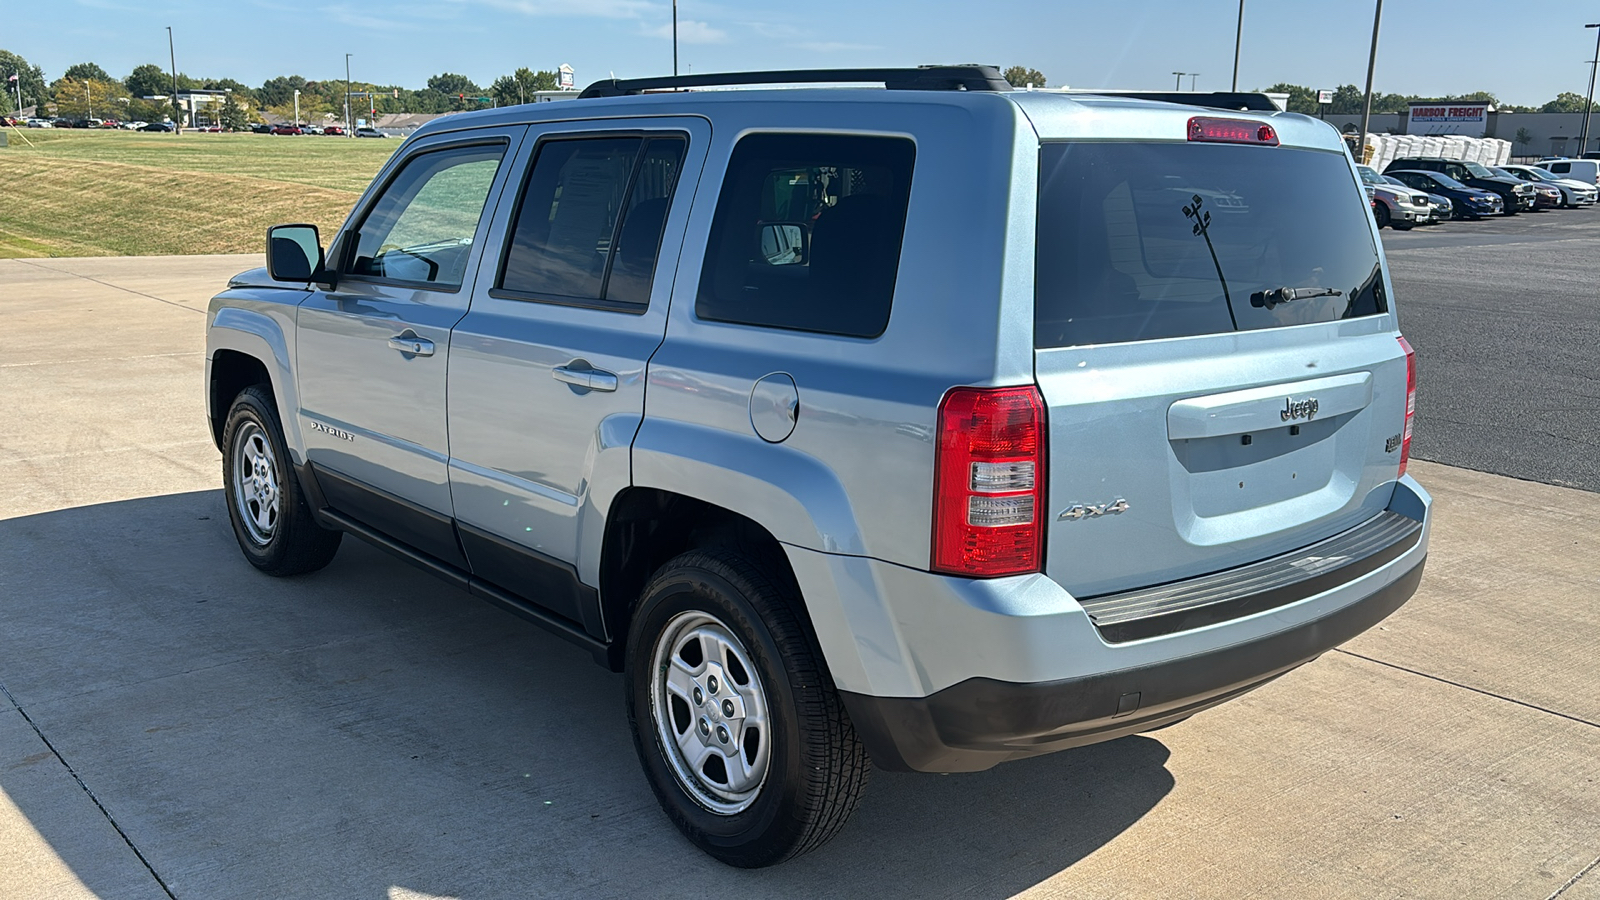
left=625, top=548, right=868, bottom=867
left=221, top=386, right=342, bottom=575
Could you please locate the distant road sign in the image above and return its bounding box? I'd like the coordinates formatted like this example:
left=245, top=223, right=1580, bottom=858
left=1318, top=90, right=1334, bottom=105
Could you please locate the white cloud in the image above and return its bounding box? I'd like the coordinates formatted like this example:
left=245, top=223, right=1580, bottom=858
left=644, top=19, right=726, bottom=44
left=475, top=0, right=655, bottom=18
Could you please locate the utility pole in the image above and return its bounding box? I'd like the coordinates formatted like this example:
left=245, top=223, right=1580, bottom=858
left=1173, top=71, right=1189, bottom=90
left=673, top=0, right=679, bottom=77
left=1189, top=73, right=1200, bottom=91
left=293, top=89, right=300, bottom=127
left=1358, top=0, right=1384, bottom=163
left=344, top=53, right=353, bottom=136
left=1581, top=24, right=1600, bottom=155
left=1231, top=0, right=1245, bottom=91
left=85, top=80, right=93, bottom=120
left=167, top=25, right=179, bottom=130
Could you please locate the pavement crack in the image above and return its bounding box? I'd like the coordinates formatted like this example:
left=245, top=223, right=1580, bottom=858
left=0, top=680, right=178, bottom=900
left=1548, top=852, right=1600, bottom=899
left=1334, top=649, right=1600, bottom=731
left=11, top=258, right=206, bottom=315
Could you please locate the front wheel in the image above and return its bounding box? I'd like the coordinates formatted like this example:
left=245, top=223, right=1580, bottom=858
left=1373, top=203, right=1391, bottom=229
left=221, top=386, right=342, bottom=575
left=625, top=549, right=869, bottom=867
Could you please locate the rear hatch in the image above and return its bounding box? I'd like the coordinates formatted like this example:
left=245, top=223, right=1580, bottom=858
left=1033, top=132, right=1411, bottom=598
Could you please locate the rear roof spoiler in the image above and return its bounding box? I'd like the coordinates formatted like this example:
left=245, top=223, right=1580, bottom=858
left=579, top=65, right=1013, bottom=99
left=1064, top=91, right=1282, bottom=112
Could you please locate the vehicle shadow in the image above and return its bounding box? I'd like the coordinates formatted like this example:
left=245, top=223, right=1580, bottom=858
left=0, top=490, right=1173, bottom=898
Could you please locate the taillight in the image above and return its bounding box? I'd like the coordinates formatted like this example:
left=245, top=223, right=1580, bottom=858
left=932, top=386, right=1046, bottom=577
left=1398, top=336, right=1417, bottom=476
left=1187, top=116, right=1279, bottom=146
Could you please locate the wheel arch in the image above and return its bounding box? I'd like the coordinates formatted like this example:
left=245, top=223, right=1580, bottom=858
left=598, top=487, right=818, bottom=673
left=208, top=305, right=301, bottom=457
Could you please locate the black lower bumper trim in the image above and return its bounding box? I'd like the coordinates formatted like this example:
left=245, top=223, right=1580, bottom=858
left=841, top=555, right=1425, bottom=773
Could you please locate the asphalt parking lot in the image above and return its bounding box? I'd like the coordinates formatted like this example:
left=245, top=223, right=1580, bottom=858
left=1384, top=207, right=1600, bottom=491
left=1, top=251, right=1598, bottom=899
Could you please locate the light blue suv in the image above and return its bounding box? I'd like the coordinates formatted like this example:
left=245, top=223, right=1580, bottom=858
left=206, top=66, right=1430, bottom=866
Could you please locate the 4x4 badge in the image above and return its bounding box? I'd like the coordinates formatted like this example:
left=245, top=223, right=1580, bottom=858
left=1059, top=499, right=1130, bottom=521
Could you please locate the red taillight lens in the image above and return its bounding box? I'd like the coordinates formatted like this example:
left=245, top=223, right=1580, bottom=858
left=932, top=386, right=1046, bottom=577
left=1188, top=116, right=1279, bottom=146
left=1398, top=336, right=1417, bottom=476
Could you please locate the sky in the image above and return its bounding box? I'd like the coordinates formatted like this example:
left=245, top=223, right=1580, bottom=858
left=9, top=0, right=1600, bottom=107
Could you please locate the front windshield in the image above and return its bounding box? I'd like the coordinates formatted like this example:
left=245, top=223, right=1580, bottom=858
left=1516, top=167, right=1550, bottom=181
left=1357, top=167, right=1385, bottom=185
left=1463, top=162, right=1497, bottom=178
left=1427, top=173, right=1468, bottom=190
left=1381, top=175, right=1408, bottom=186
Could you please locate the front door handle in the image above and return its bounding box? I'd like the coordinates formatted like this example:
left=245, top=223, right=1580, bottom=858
left=553, top=364, right=618, bottom=392
left=388, top=335, right=435, bottom=356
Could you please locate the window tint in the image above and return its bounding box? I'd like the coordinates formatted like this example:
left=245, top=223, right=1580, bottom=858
left=349, top=144, right=504, bottom=288
left=696, top=134, right=915, bottom=338
left=498, top=135, right=686, bottom=307
left=1036, top=142, right=1384, bottom=349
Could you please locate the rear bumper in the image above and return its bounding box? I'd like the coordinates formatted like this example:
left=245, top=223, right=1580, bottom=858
left=793, top=476, right=1431, bottom=773
left=842, top=555, right=1423, bottom=772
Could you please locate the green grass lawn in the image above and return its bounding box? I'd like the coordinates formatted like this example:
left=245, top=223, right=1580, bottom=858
left=0, top=128, right=399, bottom=257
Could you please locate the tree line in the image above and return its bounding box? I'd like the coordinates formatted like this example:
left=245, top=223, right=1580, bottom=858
left=1258, top=82, right=1599, bottom=115
left=0, top=48, right=563, bottom=124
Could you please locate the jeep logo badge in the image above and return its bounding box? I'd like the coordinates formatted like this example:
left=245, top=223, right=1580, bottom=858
left=1281, top=397, right=1319, bottom=422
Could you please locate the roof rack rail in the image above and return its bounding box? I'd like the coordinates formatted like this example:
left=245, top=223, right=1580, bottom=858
left=1068, top=91, right=1282, bottom=112
left=578, top=65, right=1013, bottom=99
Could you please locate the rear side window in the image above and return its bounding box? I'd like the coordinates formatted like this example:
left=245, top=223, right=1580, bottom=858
left=1036, top=142, right=1385, bottom=348
left=696, top=134, right=915, bottom=339
left=498, top=135, right=687, bottom=309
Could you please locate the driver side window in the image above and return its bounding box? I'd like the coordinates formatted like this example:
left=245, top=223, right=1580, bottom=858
left=347, top=143, right=506, bottom=289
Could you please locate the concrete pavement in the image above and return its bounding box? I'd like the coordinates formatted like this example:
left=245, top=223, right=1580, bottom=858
left=1, top=255, right=1597, bottom=899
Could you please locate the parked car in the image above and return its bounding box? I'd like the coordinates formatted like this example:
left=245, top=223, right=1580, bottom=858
left=1356, top=165, right=1434, bottom=228
left=304, top=125, right=324, bottom=135
left=26, top=118, right=52, bottom=128
left=140, top=122, right=175, bottom=132
left=250, top=123, right=273, bottom=134
left=354, top=126, right=387, bottom=138
left=1383, top=157, right=1534, bottom=213
left=1538, top=158, right=1600, bottom=187
left=1488, top=168, right=1559, bottom=209
left=208, top=68, right=1430, bottom=867
left=1498, top=164, right=1597, bottom=206
left=1387, top=170, right=1503, bottom=218
left=269, top=123, right=303, bottom=135
left=322, top=125, right=344, bottom=136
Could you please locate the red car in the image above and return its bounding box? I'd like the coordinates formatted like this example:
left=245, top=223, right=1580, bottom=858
left=270, top=124, right=303, bottom=135
left=322, top=125, right=344, bottom=136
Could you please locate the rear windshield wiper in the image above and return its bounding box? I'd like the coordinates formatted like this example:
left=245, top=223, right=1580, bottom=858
left=1250, top=286, right=1343, bottom=310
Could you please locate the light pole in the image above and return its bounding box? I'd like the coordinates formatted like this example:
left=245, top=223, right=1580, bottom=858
left=1231, top=0, right=1245, bottom=91
left=167, top=25, right=180, bottom=130
left=673, top=0, right=679, bottom=77
left=1189, top=73, right=1200, bottom=91
left=293, top=89, right=300, bottom=127
left=1173, top=71, right=1189, bottom=90
left=1358, top=0, right=1384, bottom=161
left=344, top=53, right=352, bottom=136
left=1581, top=23, right=1600, bottom=155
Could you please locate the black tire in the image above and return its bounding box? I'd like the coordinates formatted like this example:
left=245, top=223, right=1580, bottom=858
left=221, top=385, right=342, bottom=576
left=1373, top=203, right=1391, bottom=229
left=625, top=548, right=869, bottom=868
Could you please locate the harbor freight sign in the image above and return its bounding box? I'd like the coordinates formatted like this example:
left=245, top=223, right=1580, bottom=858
left=1406, top=101, right=1491, bottom=135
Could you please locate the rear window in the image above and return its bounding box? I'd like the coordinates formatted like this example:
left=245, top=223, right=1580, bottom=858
left=1035, top=142, right=1385, bottom=348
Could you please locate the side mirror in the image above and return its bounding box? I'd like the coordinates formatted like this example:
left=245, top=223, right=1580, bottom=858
left=266, top=224, right=330, bottom=284
left=757, top=222, right=809, bottom=266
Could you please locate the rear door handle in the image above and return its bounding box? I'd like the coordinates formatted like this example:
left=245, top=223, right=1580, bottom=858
left=388, top=335, right=435, bottom=356
left=553, top=364, right=617, bottom=392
